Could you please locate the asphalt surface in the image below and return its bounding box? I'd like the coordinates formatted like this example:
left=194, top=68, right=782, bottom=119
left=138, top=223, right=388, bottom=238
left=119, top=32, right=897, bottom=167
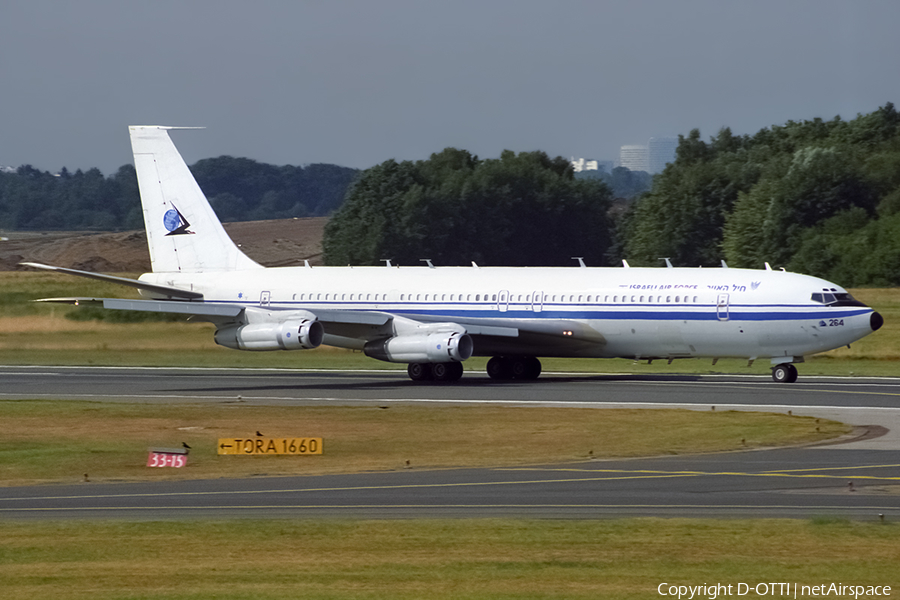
left=1, top=366, right=899, bottom=520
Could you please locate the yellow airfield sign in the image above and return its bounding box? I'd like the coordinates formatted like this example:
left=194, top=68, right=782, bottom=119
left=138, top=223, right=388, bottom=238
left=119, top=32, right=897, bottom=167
left=218, top=438, right=323, bottom=456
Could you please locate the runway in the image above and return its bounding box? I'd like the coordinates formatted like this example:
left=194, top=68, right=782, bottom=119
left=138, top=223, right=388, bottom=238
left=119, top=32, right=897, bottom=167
left=1, top=366, right=899, bottom=520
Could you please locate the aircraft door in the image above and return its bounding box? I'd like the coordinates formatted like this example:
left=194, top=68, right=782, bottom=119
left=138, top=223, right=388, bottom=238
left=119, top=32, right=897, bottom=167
left=716, top=293, right=729, bottom=321
left=532, top=291, right=543, bottom=313
left=260, top=291, right=271, bottom=307
left=498, top=290, right=509, bottom=312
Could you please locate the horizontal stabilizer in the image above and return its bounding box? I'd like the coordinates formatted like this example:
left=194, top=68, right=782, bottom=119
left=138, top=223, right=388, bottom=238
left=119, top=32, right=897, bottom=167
left=20, top=262, right=203, bottom=300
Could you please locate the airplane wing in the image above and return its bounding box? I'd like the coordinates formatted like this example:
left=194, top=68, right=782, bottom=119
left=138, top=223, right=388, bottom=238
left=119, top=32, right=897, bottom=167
left=26, top=263, right=601, bottom=355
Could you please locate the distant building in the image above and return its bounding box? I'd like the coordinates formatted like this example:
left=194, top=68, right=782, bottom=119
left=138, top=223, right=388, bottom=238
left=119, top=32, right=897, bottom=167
left=570, top=157, right=599, bottom=173
left=570, top=158, right=615, bottom=178
left=648, top=137, right=678, bottom=173
left=618, top=137, right=678, bottom=174
left=618, top=145, right=649, bottom=172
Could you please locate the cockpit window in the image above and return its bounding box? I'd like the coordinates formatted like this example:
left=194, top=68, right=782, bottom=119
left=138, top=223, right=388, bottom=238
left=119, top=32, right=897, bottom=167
left=810, top=292, right=866, bottom=307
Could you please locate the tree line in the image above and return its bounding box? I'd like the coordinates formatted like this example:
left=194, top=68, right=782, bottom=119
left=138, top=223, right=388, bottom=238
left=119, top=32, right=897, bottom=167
left=623, top=102, right=900, bottom=286
left=324, top=104, right=900, bottom=286
left=0, top=158, right=358, bottom=231
left=323, top=148, right=614, bottom=267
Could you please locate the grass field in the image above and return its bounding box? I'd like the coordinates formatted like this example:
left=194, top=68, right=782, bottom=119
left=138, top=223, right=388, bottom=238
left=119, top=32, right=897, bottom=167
left=1, top=519, right=897, bottom=600
left=0, top=400, right=848, bottom=486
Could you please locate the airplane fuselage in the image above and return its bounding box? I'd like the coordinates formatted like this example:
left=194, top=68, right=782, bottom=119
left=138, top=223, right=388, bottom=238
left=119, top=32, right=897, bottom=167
left=140, top=265, right=877, bottom=363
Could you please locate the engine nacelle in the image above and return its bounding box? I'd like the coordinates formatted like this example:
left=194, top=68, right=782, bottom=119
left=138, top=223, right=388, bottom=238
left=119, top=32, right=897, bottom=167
left=215, top=318, right=324, bottom=351
left=364, top=331, right=473, bottom=363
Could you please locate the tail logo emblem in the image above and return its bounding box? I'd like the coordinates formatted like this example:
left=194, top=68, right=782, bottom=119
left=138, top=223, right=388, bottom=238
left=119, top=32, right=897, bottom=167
left=163, top=204, right=195, bottom=236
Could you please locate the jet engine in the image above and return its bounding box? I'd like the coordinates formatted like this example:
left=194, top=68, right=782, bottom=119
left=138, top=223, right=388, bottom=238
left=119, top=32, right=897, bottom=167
left=215, top=318, right=324, bottom=351
left=363, top=331, right=473, bottom=363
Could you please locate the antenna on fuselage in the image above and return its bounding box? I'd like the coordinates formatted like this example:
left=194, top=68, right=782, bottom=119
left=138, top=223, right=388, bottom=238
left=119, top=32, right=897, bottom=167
left=572, top=257, right=586, bottom=268
left=420, top=259, right=434, bottom=268
left=721, top=260, right=728, bottom=268
left=471, top=262, right=479, bottom=268
left=765, top=262, right=773, bottom=271
left=622, top=260, right=630, bottom=268
left=381, top=259, right=393, bottom=267
left=660, top=258, right=673, bottom=269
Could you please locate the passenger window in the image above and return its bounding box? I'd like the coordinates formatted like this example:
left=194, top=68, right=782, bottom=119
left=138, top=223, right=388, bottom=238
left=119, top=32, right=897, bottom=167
left=640, top=296, right=644, bottom=302
left=666, top=296, right=671, bottom=303
left=675, top=296, right=680, bottom=303
left=492, top=294, right=497, bottom=301
left=476, top=294, right=480, bottom=301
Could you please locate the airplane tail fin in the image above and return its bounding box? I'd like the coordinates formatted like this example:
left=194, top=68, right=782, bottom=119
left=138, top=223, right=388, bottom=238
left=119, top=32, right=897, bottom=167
left=129, top=126, right=262, bottom=273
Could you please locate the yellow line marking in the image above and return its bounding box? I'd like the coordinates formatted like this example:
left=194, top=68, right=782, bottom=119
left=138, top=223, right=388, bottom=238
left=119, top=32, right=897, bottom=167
left=763, top=464, right=900, bottom=474
left=498, top=467, right=900, bottom=481
left=5, top=467, right=900, bottom=505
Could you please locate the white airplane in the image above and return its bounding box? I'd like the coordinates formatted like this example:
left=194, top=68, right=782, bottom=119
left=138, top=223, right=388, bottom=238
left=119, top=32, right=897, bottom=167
left=25, top=126, right=883, bottom=383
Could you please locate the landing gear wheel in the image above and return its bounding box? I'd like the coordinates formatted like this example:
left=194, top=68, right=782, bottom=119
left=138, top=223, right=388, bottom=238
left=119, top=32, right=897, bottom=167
left=487, top=356, right=542, bottom=380
left=771, top=363, right=798, bottom=383
left=432, top=362, right=464, bottom=382
left=523, top=356, right=542, bottom=380
left=407, top=362, right=433, bottom=382
left=487, top=356, right=512, bottom=380
left=509, top=356, right=528, bottom=379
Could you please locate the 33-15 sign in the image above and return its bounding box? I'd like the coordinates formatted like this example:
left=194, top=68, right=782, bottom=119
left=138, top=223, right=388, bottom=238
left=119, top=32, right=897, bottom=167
left=147, top=452, right=187, bottom=468
left=218, top=438, right=323, bottom=456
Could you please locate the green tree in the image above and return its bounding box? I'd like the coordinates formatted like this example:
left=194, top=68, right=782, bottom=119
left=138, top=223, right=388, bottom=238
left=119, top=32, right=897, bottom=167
left=323, top=149, right=613, bottom=267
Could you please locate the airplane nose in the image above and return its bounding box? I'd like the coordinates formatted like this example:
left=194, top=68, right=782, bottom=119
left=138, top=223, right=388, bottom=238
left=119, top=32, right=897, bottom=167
left=871, top=311, right=884, bottom=332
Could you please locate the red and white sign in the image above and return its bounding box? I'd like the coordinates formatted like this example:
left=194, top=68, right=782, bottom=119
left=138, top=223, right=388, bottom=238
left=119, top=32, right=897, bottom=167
left=147, top=451, right=187, bottom=468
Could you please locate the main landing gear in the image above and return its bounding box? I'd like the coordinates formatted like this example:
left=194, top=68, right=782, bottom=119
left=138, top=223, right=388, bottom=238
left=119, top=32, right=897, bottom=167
left=407, top=361, right=464, bottom=382
left=771, top=363, right=798, bottom=383
left=486, top=355, right=542, bottom=381
left=405, top=356, right=544, bottom=383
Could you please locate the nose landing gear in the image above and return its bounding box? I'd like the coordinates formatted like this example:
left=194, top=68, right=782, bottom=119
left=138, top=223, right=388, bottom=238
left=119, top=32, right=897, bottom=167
left=771, top=363, right=798, bottom=383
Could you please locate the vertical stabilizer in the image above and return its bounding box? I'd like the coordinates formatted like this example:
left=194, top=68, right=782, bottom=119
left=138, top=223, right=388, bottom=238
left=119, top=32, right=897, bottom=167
left=129, top=126, right=262, bottom=273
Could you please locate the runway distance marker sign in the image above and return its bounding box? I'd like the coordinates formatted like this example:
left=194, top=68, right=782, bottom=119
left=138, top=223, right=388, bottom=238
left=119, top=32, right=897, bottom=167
left=218, top=438, right=323, bottom=456
left=147, top=448, right=188, bottom=468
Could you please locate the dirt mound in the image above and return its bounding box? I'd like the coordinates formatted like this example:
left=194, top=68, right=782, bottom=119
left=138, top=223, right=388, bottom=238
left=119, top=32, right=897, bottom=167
left=1, top=217, right=327, bottom=272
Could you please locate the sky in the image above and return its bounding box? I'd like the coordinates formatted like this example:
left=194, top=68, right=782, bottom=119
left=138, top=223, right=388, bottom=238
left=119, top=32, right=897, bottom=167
left=2, top=0, right=899, bottom=175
